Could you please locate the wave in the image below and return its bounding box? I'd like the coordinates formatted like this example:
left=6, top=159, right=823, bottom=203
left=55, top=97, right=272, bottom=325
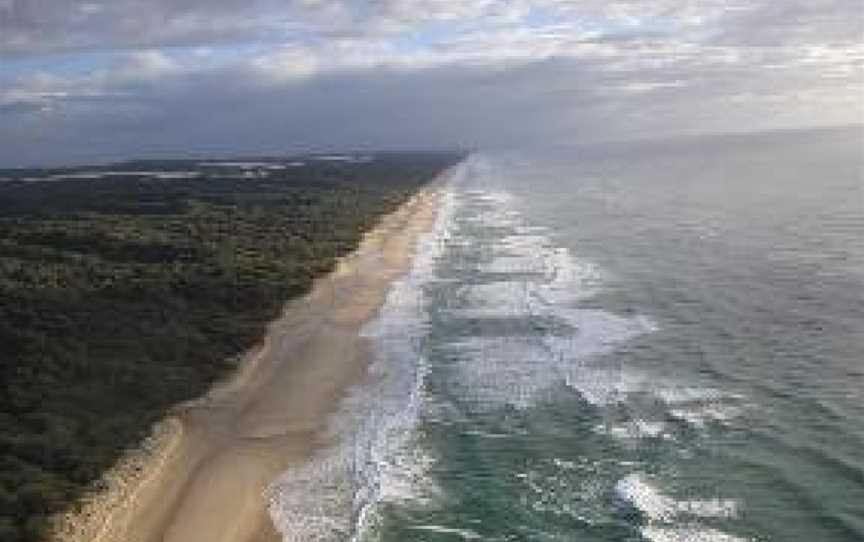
left=615, top=473, right=740, bottom=521
left=435, top=165, right=656, bottom=411
left=268, top=154, right=757, bottom=541
left=448, top=157, right=757, bottom=542
left=640, top=525, right=750, bottom=542
left=267, top=168, right=461, bottom=542
left=615, top=473, right=746, bottom=542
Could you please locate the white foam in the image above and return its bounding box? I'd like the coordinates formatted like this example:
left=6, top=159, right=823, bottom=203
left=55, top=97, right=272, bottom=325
left=654, top=387, right=734, bottom=404
left=465, top=237, right=605, bottom=319
left=600, top=420, right=670, bottom=440
left=680, top=499, right=740, bottom=519
left=438, top=182, right=656, bottom=411
left=656, top=387, right=746, bottom=429
left=408, top=525, right=483, bottom=540
left=347, top=182, right=460, bottom=540
left=615, top=473, right=745, bottom=542
left=459, top=205, right=520, bottom=228
left=443, top=337, right=559, bottom=409
left=615, top=473, right=740, bottom=522
left=641, top=525, right=750, bottom=542
left=566, top=375, right=746, bottom=427
left=269, top=156, right=755, bottom=541
left=615, top=473, right=680, bottom=521
left=463, top=188, right=513, bottom=206
left=268, top=166, right=463, bottom=542
left=481, top=254, right=546, bottom=275
left=451, top=167, right=747, bottom=540
left=442, top=305, right=645, bottom=413
left=669, top=404, right=745, bottom=429
left=482, top=243, right=604, bottom=307
left=552, top=315, right=654, bottom=406
left=266, top=447, right=355, bottom=542
left=497, top=233, right=554, bottom=254
left=536, top=247, right=604, bottom=302
left=460, top=281, right=536, bottom=317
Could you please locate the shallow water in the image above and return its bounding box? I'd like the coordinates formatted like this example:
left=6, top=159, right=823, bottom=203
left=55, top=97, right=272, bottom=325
left=272, top=126, right=864, bottom=542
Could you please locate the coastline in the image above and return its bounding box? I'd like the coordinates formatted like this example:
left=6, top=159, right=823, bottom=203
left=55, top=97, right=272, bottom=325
left=47, top=174, right=449, bottom=542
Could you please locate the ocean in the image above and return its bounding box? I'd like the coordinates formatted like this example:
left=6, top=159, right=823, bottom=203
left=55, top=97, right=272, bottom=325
left=269, top=126, right=864, bottom=542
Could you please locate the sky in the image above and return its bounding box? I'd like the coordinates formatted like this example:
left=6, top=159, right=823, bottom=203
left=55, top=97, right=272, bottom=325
left=0, top=0, right=862, bottom=167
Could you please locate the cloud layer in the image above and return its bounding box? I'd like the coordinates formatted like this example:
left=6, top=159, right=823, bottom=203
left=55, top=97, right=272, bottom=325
left=1, top=0, right=862, bottom=166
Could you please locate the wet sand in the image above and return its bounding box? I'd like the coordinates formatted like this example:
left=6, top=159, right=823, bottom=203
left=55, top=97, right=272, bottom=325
left=51, top=182, right=445, bottom=542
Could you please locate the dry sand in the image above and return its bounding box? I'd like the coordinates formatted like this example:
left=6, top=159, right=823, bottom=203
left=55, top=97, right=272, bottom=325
left=48, top=181, right=446, bottom=542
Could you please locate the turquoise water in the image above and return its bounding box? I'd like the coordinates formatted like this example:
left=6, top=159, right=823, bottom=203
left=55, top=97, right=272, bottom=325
left=271, top=126, right=864, bottom=542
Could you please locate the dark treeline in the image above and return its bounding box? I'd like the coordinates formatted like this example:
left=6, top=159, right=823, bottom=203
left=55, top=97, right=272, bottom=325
left=0, top=152, right=462, bottom=541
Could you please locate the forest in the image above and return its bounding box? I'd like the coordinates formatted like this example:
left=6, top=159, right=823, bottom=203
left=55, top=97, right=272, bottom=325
left=0, top=152, right=462, bottom=541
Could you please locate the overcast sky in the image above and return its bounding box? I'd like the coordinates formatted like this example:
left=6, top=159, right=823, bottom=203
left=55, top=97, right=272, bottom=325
left=1, top=0, right=862, bottom=166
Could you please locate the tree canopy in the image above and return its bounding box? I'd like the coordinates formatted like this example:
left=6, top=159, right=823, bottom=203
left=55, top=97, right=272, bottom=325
left=0, top=152, right=462, bottom=541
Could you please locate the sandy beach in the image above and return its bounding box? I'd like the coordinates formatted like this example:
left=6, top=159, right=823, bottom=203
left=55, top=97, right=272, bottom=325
left=49, top=180, right=445, bottom=542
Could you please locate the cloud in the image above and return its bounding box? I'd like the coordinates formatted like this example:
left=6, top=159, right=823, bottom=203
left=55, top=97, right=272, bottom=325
left=711, top=0, right=864, bottom=46
left=0, top=0, right=366, bottom=54
left=0, top=0, right=862, bottom=166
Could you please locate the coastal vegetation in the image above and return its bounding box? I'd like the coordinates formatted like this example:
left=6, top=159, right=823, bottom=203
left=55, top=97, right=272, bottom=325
left=0, top=152, right=461, bottom=541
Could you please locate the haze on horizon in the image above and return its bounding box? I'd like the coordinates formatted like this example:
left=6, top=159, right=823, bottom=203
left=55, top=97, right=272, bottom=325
left=1, top=0, right=862, bottom=167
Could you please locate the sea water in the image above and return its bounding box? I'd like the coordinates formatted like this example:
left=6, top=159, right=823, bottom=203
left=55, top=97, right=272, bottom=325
left=270, top=126, right=864, bottom=542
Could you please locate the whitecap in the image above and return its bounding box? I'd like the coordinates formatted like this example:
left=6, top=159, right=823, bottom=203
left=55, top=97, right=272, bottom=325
left=408, top=525, right=483, bottom=540
left=615, top=472, right=740, bottom=522
left=641, top=525, right=751, bottom=542
left=599, top=420, right=670, bottom=440
left=268, top=167, right=462, bottom=542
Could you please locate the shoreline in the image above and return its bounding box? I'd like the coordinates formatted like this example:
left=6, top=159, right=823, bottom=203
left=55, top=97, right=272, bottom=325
left=47, top=174, right=450, bottom=542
